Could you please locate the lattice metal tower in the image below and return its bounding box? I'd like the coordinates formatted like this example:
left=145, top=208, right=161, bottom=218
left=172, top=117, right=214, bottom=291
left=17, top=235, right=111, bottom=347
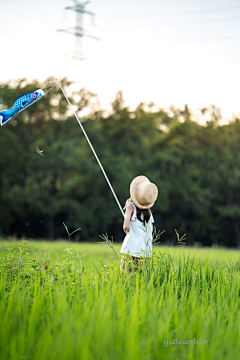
left=58, top=0, right=98, bottom=61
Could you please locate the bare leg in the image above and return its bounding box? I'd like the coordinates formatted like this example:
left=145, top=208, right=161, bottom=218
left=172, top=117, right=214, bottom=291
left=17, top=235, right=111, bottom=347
left=120, top=255, right=143, bottom=273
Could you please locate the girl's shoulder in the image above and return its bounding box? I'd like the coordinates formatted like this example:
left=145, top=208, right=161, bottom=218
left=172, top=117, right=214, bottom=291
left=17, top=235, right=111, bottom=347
left=128, top=202, right=135, bottom=216
left=126, top=201, right=136, bottom=220
left=125, top=201, right=135, bottom=211
left=124, top=201, right=135, bottom=217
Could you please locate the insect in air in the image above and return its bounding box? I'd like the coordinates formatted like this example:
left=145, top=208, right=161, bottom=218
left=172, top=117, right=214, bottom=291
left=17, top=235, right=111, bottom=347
left=35, top=146, right=44, bottom=156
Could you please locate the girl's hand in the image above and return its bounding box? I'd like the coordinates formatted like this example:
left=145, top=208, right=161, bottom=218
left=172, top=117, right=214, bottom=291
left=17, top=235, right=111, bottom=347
left=123, top=225, right=129, bottom=234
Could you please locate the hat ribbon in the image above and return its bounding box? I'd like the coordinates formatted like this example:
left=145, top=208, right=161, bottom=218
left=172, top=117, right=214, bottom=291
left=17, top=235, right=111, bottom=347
left=137, top=181, right=148, bottom=190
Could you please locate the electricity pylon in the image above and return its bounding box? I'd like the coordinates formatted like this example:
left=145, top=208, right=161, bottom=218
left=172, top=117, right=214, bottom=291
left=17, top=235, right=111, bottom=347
left=57, top=0, right=99, bottom=61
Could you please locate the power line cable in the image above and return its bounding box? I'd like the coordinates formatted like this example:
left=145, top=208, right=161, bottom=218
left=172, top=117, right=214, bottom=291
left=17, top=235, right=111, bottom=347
left=161, top=15, right=240, bottom=26
left=113, top=5, right=240, bottom=20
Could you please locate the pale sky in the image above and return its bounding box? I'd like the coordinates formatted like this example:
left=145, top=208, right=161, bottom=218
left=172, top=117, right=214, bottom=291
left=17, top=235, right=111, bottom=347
left=1, top=0, right=240, bottom=121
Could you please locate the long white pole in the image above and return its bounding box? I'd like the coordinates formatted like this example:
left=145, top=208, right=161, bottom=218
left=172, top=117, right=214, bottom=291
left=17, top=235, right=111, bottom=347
left=56, top=79, right=125, bottom=218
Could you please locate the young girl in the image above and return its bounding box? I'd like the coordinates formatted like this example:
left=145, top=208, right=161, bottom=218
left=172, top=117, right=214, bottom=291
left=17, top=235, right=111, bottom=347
left=120, top=175, right=158, bottom=273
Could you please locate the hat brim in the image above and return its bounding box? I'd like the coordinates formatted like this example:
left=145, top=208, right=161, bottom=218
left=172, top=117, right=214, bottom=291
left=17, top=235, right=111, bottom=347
left=130, top=176, right=156, bottom=209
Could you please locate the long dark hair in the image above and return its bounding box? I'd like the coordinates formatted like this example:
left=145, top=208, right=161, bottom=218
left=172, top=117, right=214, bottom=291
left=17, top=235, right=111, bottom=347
left=124, top=197, right=151, bottom=224
left=136, top=205, right=151, bottom=224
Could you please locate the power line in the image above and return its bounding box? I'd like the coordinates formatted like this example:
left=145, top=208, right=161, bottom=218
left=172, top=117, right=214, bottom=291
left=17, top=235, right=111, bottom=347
left=186, top=35, right=240, bottom=43
left=167, top=4, right=240, bottom=17
left=113, top=5, right=240, bottom=20
left=163, top=5, right=240, bottom=18
left=161, top=16, right=240, bottom=26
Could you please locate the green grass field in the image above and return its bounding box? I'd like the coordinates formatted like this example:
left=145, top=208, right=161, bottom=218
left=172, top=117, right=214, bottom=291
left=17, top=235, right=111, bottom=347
left=1, top=240, right=239, bottom=267
left=0, top=240, right=240, bottom=360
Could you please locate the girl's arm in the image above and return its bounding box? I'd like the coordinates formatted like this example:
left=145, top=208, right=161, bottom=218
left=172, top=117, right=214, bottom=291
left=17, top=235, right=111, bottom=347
left=123, top=202, right=134, bottom=233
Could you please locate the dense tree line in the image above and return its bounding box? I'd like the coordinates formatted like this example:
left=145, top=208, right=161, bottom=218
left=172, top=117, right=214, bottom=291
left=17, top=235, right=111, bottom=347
left=1, top=78, right=240, bottom=247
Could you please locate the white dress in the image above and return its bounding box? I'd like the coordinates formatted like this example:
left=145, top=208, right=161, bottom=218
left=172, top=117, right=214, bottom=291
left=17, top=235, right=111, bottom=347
left=120, top=202, right=154, bottom=258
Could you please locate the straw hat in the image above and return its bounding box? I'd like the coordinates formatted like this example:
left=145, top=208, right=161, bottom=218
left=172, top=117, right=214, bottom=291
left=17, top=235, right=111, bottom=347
left=130, top=175, right=158, bottom=209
